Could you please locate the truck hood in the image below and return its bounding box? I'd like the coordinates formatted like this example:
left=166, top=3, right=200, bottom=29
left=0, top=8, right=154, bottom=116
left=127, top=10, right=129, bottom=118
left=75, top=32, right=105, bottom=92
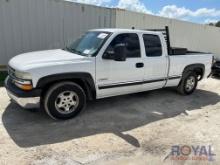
left=9, top=49, right=86, bottom=71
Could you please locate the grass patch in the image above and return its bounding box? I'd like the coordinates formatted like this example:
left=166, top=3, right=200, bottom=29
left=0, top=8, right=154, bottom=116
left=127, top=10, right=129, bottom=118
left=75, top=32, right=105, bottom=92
left=0, top=71, right=7, bottom=87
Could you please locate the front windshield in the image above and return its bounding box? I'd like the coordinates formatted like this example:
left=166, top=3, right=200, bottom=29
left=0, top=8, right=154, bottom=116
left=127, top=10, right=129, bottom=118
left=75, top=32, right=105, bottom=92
left=65, top=31, right=110, bottom=56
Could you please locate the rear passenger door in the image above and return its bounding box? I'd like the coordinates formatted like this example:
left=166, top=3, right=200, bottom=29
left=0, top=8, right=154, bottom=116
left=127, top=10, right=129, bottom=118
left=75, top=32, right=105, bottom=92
left=142, top=34, right=168, bottom=90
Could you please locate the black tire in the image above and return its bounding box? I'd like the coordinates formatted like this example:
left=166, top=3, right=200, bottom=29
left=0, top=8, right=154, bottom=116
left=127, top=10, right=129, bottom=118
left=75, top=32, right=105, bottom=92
left=177, top=71, right=198, bottom=95
left=43, top=81, right=86, bottom=120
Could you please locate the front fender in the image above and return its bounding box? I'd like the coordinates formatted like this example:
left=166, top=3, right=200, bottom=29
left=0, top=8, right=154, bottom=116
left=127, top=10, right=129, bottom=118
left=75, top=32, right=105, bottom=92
left=36, top=72, right=96, bottom=99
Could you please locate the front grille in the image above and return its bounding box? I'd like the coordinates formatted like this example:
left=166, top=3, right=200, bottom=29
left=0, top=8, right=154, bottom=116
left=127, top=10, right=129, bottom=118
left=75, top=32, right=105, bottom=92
left=8, top=66, right=16, bottom=80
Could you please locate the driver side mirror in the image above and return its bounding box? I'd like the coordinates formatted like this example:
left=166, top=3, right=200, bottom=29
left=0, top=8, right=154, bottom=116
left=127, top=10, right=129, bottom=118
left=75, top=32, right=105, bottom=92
left=113, top=44, right=126, bottom=61
left=103, top=43, right=126, bottom=62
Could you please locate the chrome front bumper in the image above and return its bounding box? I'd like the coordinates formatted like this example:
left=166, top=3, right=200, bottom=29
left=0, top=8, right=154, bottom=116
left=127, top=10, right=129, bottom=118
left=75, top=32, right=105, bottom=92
left=7, top=91, right=40, bottom=109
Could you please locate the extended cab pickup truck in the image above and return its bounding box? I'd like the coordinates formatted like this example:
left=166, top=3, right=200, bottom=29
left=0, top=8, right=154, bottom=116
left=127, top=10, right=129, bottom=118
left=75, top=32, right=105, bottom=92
left=5, top=27, right=213, bottom=119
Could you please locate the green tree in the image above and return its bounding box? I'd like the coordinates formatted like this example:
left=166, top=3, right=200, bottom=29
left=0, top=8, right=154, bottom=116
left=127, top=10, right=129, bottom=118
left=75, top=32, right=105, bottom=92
left=215, top=21, right=220, bottom=27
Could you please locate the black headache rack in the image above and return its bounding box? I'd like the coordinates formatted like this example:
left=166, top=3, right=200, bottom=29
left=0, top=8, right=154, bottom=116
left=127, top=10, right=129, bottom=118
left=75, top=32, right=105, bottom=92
left=146, top=26, right=190, bottom=55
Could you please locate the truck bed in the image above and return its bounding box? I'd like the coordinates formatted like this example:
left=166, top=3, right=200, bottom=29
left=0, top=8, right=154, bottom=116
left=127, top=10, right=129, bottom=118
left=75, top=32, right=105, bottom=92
left=168, top=53, right=213, bottom=81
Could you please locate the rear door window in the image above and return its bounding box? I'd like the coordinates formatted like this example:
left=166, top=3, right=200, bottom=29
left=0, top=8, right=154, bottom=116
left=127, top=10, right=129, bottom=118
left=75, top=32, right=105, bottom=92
left=143, top=34, right=162, bottom=57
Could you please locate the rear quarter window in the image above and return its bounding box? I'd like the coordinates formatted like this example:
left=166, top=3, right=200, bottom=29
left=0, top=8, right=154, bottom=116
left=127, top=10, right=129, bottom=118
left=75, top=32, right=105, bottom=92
left=143, top=34, right=162, bottom=57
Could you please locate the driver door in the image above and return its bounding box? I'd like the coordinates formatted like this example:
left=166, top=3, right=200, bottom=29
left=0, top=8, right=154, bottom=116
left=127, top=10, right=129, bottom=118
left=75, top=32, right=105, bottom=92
left=95, top=33, right=145, bottom=98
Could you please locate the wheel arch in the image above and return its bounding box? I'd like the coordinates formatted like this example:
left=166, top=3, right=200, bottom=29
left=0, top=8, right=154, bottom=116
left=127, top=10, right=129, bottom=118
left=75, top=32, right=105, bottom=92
left=36, top=72, right=96, bottom=100
left=182, top=63, right=205, bottom=81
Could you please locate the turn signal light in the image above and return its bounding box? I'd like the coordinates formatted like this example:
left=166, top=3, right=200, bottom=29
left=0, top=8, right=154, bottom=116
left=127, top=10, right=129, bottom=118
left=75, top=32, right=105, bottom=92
left=15, top=82, right=33, bottom=91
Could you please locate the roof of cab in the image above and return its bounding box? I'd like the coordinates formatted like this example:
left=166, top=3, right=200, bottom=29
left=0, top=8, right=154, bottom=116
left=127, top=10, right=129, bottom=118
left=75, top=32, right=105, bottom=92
left=89, top=28, right=162, bottom=35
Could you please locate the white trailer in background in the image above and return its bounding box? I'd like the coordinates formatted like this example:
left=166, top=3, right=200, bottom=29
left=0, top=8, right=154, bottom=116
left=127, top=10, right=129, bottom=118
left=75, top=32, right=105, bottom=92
left=0, top=0, right=219, bottom=67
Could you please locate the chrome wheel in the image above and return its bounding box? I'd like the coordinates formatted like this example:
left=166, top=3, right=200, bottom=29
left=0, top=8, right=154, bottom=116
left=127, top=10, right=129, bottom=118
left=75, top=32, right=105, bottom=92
left=55, top=91, right=79, bottom=114
left=185, top=76, right=196, bottom=92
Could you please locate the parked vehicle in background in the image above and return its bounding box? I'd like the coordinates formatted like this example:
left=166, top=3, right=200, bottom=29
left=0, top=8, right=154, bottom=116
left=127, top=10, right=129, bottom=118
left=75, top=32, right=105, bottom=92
left=212, top=59, right=220, bottom=76
left=5, top=27, right=214, bottom=120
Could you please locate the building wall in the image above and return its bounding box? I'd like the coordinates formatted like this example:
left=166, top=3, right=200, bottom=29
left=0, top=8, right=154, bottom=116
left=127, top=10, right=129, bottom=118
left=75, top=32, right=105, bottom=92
left=115, top=9, right=220, bottom=58
left=0, top=0, right=115, bottom=65
left=0, top=0, right=220, bottom=66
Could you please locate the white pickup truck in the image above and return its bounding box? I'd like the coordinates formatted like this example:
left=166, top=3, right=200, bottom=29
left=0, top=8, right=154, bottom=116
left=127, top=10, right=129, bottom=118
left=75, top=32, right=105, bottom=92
left=5, top=27, right=213, bottom=119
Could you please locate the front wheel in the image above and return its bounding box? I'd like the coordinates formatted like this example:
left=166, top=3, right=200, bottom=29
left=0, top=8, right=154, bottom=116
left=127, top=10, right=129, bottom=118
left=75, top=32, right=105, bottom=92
left=43, top=82, right=86, bottom=120
left=177, top=71, right=198, bottom=95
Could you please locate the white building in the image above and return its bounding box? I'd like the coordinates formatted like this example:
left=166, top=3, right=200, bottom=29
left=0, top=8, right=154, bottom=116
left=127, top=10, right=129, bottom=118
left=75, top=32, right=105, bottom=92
left=0, top=0, right=220, bottom=67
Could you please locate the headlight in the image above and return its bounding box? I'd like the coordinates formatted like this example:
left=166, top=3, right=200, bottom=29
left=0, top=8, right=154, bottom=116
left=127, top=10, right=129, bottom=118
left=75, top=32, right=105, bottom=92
left=15, top=70, right=32, bottom=80
left=13, top=71, right=33, bottom=90
left=14, top=80, right=33, bottom=91
left=8, top=66, right=33, bottom=90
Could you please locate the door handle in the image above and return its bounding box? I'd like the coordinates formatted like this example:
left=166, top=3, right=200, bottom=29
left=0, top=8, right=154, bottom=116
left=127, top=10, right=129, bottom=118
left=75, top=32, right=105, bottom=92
left=136, top=63, right=144, bottom=68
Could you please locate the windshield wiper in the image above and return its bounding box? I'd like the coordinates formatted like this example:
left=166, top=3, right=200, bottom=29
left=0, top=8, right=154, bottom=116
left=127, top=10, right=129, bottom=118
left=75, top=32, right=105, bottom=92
left=65, top=47, right=85, bottom=56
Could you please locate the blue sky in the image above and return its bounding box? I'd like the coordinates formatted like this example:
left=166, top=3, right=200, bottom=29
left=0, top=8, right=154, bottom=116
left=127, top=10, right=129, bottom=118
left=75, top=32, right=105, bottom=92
left=70, top=0, right=220, bottom=24
left=110, top=0, right=220, bottom=11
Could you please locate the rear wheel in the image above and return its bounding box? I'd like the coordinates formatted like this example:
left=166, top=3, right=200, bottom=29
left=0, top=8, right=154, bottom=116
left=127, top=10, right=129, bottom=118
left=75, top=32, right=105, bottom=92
left=177, top=71, right=198, bottom=95
left=43, top=82, right=86, bottom=120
